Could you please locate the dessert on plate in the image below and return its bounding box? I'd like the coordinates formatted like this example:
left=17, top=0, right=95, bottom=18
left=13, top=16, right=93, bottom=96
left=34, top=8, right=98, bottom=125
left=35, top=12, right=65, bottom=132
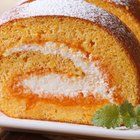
left=0, top=0, right=140, bottom=125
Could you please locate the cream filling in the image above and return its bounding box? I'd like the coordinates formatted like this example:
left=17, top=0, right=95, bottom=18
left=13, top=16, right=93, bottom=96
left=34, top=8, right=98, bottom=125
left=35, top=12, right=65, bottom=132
left=4, top=42, right=114, bottom=99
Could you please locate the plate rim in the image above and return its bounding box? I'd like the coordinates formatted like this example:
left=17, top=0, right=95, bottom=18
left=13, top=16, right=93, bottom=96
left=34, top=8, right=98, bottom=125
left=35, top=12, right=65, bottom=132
left=0, top=113, right=140, bottom=140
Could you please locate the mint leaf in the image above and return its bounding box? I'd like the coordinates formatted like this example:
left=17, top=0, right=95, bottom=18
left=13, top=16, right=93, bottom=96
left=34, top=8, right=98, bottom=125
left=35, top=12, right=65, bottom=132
left=136, top=105, right=140, bottom=126
left=92, top=100, right=140, bottom=129
left=93, top=104, right=120, bottom=129
left=120, top=100, right=136, bottom=128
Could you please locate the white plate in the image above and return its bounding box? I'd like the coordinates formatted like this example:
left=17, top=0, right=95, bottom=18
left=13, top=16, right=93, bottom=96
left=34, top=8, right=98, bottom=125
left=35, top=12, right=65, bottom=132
left=0, top=113, right=140, bottom=140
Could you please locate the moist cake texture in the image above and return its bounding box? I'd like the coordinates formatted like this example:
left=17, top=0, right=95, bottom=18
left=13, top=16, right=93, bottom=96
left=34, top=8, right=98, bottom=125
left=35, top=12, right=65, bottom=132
left=0, top=0, right=140, bottom=124
left=86, top=0, right=140, bottom=43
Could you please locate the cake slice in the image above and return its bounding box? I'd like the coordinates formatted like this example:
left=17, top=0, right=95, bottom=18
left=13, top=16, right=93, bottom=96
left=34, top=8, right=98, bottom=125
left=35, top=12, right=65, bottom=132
left=0, top=0, right=140, bottom=125
left=86, top=0, right=140, bottom=43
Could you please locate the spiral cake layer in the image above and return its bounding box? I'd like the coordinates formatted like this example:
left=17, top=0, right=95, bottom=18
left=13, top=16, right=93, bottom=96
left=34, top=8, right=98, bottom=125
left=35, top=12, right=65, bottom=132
left=86, top=0, right=140, bottom=43
left=0, top=0, right=140, bottom=124
left=4, top=42, right=113, bottom=98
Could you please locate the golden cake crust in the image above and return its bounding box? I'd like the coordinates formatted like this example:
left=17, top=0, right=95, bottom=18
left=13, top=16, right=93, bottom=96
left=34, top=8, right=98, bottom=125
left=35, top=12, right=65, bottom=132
left=86, top=0, right=140, bottom=43
left=105, top=0, right=140, bottom=21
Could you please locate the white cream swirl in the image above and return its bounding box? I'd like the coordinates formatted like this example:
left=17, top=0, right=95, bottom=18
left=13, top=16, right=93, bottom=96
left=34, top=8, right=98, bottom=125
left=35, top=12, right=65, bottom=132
left=4, top=42, right=114, bottom=99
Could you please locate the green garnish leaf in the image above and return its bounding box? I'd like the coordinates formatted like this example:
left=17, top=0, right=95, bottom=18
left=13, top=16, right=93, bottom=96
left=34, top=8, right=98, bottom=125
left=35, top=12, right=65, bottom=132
left=120, top=100, right=136, bottom=128
left=93, top=104, right=120, bottom=129
left=92, top=100, right=140, bottom=129
left=136, top=105, right=140, bottom=126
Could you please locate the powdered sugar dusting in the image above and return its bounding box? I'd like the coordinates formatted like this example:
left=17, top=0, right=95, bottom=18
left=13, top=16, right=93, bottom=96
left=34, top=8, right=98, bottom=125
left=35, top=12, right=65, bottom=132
left=109, top=0, right=129, bottom=6
left=0, top=0, right=140, bottom=89
left=108, top=0, right=140, bottom=23
left=0, top=0, right=119, bottom=26
left=0, top=0, right=138, bottom=47
left=18, top=0, right=138, bottom=7
left=0, top=0, right=138, bottom=46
